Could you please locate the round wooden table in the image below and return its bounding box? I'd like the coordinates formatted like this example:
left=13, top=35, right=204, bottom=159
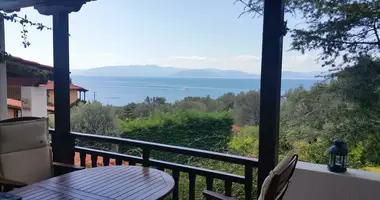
left=9, top=166, right=174, bottom=200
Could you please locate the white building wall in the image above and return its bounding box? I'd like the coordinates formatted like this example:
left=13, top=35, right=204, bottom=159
left=21, top=86, right=47, bottom=118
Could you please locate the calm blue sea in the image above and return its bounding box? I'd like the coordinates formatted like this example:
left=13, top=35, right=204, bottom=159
left=71, top=76, right=319, bottom=106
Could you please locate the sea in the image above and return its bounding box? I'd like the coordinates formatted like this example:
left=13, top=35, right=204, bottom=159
left=71, top=76, right=319, bottom=106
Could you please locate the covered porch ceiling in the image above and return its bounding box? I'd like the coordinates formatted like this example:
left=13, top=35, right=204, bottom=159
left=0, top=0, right=91, bottom=13
left=0, top=0, right=52, bottom=11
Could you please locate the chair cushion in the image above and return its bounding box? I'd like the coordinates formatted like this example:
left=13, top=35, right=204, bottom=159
left=0, top=146, right=53, bottom=184
left=0, top=118, right=48, bottom=154
left=258, top=175, right=272, bottom=200
left=258, top=151, right=294, bottom=200
left=272, top=151, right=294, bottom=175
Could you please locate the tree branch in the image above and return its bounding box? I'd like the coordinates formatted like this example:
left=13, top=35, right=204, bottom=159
left=234, top=0, right=263, bottom=17
left=0, top=11, right=51, bottom=48
left=372, top=21, right=380, bottom=48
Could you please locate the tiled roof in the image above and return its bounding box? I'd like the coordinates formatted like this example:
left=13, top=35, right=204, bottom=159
left=7, top=98, right=54, bottom=112
left=10, top=56, right=54, bottom=71
left=43, top=80, right=88, bottom=92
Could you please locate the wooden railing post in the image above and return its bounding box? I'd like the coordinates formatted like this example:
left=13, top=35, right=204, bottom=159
left=172, top=169, right=180, bottom=200
left=189, top=173, right=196, bottom=200
left=142, top=148, right=150, bottom=167
left=245, top=164, right=253, bottom=200
left=0, top=14, right=7, bottom=121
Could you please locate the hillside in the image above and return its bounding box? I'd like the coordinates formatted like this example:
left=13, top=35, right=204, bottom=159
left=72, top=65, right=181, bottom=77
left=71, top=65, right=320, bottom=79
left=172, top=69, right=260, bottom=78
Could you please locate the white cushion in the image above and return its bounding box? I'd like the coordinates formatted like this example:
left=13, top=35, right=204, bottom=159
left=0, top=118, right=48, bottom=154
left=0, top=146, right=53, bottom=184
left=0, top=117, right=53, bottom=184
left=258, top=151, right=294, bottom=200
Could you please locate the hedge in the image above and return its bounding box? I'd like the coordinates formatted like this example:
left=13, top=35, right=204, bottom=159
left=119, top=111, right=234, bottom=163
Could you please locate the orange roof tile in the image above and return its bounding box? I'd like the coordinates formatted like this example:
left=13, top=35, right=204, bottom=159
left=43, top=80, right=88, bottom=92
left=7, top=98, right=54, bottom=112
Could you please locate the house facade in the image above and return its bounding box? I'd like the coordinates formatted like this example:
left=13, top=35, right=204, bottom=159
left=44, top=80, right=88, bottom=105
left=6, top=56, right=87, bottom=118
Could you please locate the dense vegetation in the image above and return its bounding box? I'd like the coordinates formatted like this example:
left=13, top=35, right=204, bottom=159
left=119, top=111, right=233, bottom=162
left=68, top=57, right=380, bottom=198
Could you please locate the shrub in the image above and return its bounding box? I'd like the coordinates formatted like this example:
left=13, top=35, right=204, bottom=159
left=229, top=126, right=259, bottom=157
left=120, top=111, right=234, bottom=162
left=71, top=102, right=120, bottom=151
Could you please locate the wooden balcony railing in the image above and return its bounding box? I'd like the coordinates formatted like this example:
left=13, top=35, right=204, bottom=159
left=49, top=129, right=258, bottom=200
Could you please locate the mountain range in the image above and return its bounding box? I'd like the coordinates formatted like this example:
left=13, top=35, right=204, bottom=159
left=71, top=65, right=321, bottom=79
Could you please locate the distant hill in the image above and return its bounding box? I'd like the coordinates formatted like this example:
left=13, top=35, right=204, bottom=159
left=172, top=69, right=260, bottom=78
left=70, top=69, right=85, bottom=75
left=71, top=65, right=320, bottom=79
left=72, top=65, right=181, bottom=77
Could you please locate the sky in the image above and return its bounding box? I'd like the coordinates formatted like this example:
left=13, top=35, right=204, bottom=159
left=4, top=0, right=323, bottom=74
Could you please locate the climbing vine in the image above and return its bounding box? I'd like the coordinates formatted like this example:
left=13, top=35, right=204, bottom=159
left=0, top=11, right=52, bottom=83
left=0, top=11, right=51, bottom=64
left=1, top=11, right=51, bottom=48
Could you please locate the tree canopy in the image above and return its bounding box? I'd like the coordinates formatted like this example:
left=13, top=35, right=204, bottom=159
left=237, top=0, right=380, bottom=68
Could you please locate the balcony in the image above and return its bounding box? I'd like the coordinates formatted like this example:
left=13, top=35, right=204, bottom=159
left=50, top=129, right=258, bottom=199
left=3, top=1, right=379, bottom=200
left=48, top=129, right=380, bottom=200
left=1, top=0, right=284, bottom=196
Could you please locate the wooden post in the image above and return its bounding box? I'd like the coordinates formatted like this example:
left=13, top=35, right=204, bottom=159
left=52, top=11, right=74, bottom=164
left=0, top=14, right=7, bottom=120
left=258, top=0, right=285, bottom=192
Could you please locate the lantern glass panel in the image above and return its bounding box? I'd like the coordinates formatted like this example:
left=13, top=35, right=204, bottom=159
left=329, top=155, right=334, bottom=165
left=336, top=155, right=342, bottom=166
left=342, top=156, right=346, bottom=168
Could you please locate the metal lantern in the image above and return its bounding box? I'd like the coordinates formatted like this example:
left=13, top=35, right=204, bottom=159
left=328, top=139, right=348, bottom=173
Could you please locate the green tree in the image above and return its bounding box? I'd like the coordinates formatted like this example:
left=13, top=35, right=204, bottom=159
left=279, top=59, right=380, bottom=167
left=217, top=92, right=236, bottom=111
left=333, top=57, right=380, bottom=108
left=71, top=102, right=120, bottom=151
left=154, top=97, right=166, bottom=105
left=119, top=102, right=137, bottom=120
left=133, top=103, right=154, bottom=118
left=237, top=0, right=380, bottom=68
left=233, top=90, right=260, bottom=126
left=144, top=96, right=151, bottom=104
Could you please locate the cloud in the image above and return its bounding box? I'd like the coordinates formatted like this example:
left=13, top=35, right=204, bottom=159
left=72, top=52, right=119, bottom=59
left=285, top=54, right=309, bottom=63
left=167, top=55, right=262, bottom=62
left=235, top=55, right=261, bottom=61
left=168, top=56, right=207, bottom=60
